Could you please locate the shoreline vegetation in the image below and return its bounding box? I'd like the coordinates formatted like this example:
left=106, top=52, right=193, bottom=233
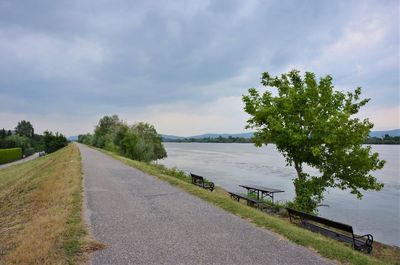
left=162, top=135, right=400, bottom=144
left=0, top=144, right=102, bottom=265
left=93, top=145, right=399, bottom=265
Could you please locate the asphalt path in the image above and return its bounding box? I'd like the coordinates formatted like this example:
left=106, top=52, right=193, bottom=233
left=78, top=143, right=333, bottom=265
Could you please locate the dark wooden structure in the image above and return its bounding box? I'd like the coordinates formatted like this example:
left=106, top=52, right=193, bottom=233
left=190, top=173, right=215, bottom=191
left=228, top=191, right=263, bottom=207
left=239, top=184, right=284, bottom=203
left=287, top=208, right=373, bottom=253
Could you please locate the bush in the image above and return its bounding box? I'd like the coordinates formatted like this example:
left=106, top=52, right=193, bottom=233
left=0, top=148, right=22, bottom=164
left=79, top=115, right=167, bottom=162
left=24, top=147, right=36, bottom=157
left=151, top=164, right=191, bottom=183
left=43, top=131, right=68, bottom=153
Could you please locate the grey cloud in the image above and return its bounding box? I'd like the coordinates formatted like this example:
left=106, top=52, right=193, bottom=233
left=0, top=0, right=398, bottom=120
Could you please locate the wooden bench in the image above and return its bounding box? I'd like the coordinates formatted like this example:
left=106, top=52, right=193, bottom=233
left=287, top=208, right=373, bottom=253
left=190, top=173, right=215, bottom=191
left=228, top=191, right=263, bottom=207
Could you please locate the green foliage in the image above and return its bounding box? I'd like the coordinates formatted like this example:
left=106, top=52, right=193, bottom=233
left=243, top=70, right=385, bottom=213
left=0, top=129, right=7, bottom=138
left=93, top=114, right=122, bottom=148
left=0, top=148, right=22, bottom=164
left=0, top=134, right=34, bottom=156
left=117, top=122, right=167, bottom=161
left=78, top=134, right=94, bottom=146
left=150, top=164, right=192, bottom=183
left=43, top=131, right=68, bottom=153
left=30, top=134, right=44, bottom=151
left=78, top=115, right=167, bottom=162
left=15, top=120, right=34, bottom=138
left=1, top=122, right=44, bottom=155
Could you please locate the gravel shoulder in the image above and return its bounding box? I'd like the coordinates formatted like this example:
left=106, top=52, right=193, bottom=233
left=78, top=143, right=333, bottom=265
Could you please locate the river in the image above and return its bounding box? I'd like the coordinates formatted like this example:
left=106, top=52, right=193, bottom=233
left=158, top=143, right=400, bottom=247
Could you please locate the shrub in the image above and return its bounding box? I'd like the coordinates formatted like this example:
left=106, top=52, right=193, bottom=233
left=43, top=131, right=68, bottom=153
left=79, top=115, right=167, bottom=162
left=24, top=147, right=36, bottom=157
left=0, top=148, right=22, bottom=164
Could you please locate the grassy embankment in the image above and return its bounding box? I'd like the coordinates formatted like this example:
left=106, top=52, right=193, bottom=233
left=0, top=144, right=101, bottom=265
left=97, top=147, right=399, bottom=265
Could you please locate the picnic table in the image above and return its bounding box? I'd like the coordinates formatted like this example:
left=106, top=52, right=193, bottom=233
left=239, top=184, right=284, bottom=203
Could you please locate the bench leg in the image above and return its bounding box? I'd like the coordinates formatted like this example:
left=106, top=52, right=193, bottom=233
left=230, top=195, right=240, bottom=202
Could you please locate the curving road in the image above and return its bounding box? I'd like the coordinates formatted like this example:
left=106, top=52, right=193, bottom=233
left=78, top=143, right=333, bottom=265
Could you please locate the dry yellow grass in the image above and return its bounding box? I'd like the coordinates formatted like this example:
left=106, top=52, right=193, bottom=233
left=0, top=144, right=101, bottom=265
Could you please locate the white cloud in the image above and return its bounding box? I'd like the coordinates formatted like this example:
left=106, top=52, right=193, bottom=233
left=0, top=111, right=97, bottom=136
left=358, top=106, right=400, bottom=131
left=120, top=96, right=250, bottom=136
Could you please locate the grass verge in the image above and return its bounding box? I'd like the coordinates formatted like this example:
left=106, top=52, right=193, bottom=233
left=96, top=147, right=399, bottom=265
left=0, top=144, right=101, bottom=265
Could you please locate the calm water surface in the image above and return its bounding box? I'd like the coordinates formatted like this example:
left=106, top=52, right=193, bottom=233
left=159, top=143, right=400, bottom=246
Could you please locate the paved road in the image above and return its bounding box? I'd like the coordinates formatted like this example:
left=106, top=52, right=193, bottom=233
left=0, top=153, right=38, bottom=170
left=79, top=143, right=333, bottom=265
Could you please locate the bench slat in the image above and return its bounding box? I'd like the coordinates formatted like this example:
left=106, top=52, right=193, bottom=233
left=287, top=207, right=373, bottom=253
left=287, top=207, right=353, bottom=233
left=190, top=173, right=214, bottom=191
left=228, top=191, right=262, bottom=204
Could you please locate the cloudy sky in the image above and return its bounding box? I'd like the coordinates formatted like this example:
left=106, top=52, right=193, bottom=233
left=0, top=0, right=398, bottom=136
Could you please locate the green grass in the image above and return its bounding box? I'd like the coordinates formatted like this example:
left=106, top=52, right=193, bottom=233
left=96, top=147, right=399, bottom=265
left=0, top=144, right=101, bottom=265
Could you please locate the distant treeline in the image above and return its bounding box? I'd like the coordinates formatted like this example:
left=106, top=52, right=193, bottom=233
left=364, top=135, right=400, bottom=144
left=163, top=136, right=252, bottom=143
left=0, top=120, right=68, bottom=157
left=164, top=135, right=400, bottom=144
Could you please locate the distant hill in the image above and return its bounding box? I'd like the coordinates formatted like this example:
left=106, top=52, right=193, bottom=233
left=190, top=132, right=254, bottom=139
left=72, top=129, right=399, bottom=142
left=162, top=129, right=400, bottom=141
left=369, top=129, right=400, bottom=138
left=161, top=132, right=254, bottom=141
left=160, top=134, right=185, bottom=140
left=68, top=135, right=79, bottom=141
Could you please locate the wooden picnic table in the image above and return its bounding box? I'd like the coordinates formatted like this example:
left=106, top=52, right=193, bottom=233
left=239, top=184, right=284, bottom=203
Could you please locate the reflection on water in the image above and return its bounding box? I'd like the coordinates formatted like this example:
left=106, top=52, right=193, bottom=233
left=159, top=143, right=400, bottom=246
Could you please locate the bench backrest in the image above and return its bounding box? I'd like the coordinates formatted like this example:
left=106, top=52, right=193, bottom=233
left=287, top=208, right=353, bottom=234
left=190, top=173, right=204, bottom=181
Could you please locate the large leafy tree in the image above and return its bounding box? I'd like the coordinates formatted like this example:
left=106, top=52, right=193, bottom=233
left=243, top=70, right=385, bottom=212
left=15, top=120, right=34, bottom=138
left=93, top=115, right=123, bottom=148
left=118, top=122, right=167, bottom=162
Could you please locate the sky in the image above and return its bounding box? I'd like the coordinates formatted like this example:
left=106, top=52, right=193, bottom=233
left=0, top=0, right=399, bottom=137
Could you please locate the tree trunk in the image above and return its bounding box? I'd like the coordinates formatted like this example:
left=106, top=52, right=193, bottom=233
left=293, top=160, right=320, bottom=213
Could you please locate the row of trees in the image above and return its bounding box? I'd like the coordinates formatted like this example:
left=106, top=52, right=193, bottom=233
left=0, top=120, right=68, bottom=155
left=78, top=115, right=167, bottom=162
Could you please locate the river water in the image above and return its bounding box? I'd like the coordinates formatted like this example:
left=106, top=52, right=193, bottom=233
left=158, top=143, right=400, bottom=246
